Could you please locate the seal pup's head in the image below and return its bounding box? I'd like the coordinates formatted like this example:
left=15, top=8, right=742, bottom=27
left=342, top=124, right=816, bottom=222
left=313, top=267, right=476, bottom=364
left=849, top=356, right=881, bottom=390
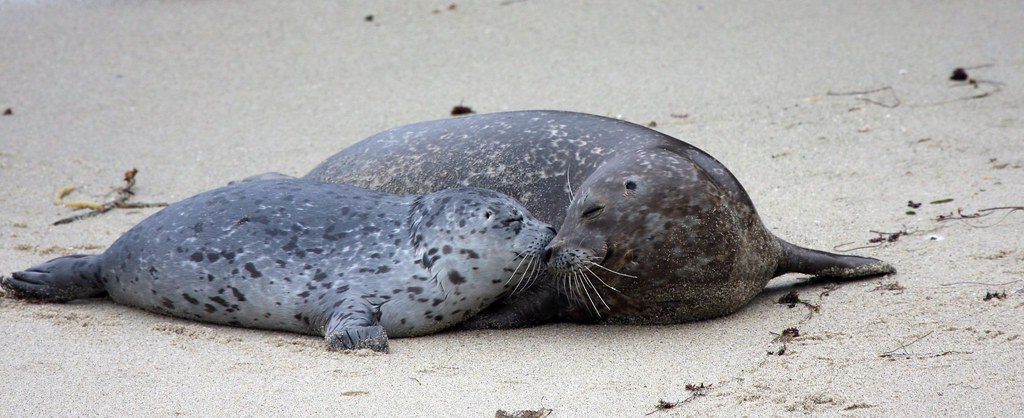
left=409, top=188, right=556, bottom=298
left=544, top=147, right=735, bottom=319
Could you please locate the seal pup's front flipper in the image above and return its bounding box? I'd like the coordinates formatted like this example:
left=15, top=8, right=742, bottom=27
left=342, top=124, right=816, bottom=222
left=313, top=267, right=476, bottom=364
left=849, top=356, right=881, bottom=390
left=323, top=299, right=389, bottom=353
left=2, top=255, right=107, bottom=302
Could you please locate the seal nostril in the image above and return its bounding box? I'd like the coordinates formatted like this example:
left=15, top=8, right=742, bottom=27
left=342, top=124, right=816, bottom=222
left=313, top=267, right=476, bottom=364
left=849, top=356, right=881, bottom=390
left=546, top=226, right=557, bottom=234
left=541, top=248, right=553, bottom=264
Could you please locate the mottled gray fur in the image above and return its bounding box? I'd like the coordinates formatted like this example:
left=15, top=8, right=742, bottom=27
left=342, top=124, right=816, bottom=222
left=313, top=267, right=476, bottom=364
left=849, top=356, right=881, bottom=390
left=3, top=180, right=554, bottom=352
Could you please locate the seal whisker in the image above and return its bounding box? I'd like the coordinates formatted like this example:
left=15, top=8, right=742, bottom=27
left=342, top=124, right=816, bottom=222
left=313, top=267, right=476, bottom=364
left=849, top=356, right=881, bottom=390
left=512, top=256, right=538, bottom=295
left=575, top=270, right=601, bottom=317
left=582, top=264, right=621, bottom=293
left=587, top=261, right=638, bottom=279
left=521, top=257, right=540, bottom=291
left=580, top=268, right=610, bottom=310
left=565, top=272, right=573, bottom=301
left=510, top=257, right=533, bottom=295
left=565, top=165, right=575, bottom=201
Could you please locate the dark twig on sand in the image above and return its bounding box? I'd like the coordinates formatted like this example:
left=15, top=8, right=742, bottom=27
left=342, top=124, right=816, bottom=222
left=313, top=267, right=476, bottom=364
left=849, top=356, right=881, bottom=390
left=52, top=168, right=168, bottom=226
left=936, top=206, right=1024, bottom=228
left=880, top=330, right=973, bottom=359
left=646, top=384, right=711, bottom=415
left=879, top=331, right=933, bottom=358
left=833, top=229, right=908, bottom=252
left=826, top=86, right=901, bottom=108
left=940, top=280, right=1021, bottom=287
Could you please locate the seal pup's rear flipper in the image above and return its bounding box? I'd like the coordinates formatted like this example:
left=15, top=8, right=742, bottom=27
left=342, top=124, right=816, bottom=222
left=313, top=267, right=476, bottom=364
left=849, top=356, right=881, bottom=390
left=773, top=237, right=895, bottom=279
left=2, top=255, right=106, bottom=302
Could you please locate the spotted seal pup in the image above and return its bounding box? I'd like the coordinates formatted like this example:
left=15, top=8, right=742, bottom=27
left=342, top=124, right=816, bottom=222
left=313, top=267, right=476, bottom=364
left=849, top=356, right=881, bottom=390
left=251, top=110, right=895, bottom=326
left=2, top=179, right=555, bottom=352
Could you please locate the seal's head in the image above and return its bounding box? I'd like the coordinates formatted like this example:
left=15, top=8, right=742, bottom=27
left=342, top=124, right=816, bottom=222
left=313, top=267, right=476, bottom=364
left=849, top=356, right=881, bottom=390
left=411, top=188, right=556, bottom=295
left=545, top=148, right=750, bottom=320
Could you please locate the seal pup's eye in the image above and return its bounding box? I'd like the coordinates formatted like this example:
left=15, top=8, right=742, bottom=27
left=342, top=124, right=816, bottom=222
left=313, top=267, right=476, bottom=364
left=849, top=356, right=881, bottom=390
left=581, top=205, right=604, bottom=220
left=484, top=211, right=492, bottom=219
left=625, top=181, right=637, bottom=191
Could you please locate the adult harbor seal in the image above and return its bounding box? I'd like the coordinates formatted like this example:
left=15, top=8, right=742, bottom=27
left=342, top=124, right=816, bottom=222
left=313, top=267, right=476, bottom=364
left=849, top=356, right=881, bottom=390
left=2, top=179, right=554, bottom=352
left=296, top=110, right=894, bottom=326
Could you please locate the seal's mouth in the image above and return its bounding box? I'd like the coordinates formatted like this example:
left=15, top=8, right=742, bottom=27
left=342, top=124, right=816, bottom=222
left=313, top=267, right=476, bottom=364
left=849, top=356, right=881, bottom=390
left=600, top=243, right=614, bottom=266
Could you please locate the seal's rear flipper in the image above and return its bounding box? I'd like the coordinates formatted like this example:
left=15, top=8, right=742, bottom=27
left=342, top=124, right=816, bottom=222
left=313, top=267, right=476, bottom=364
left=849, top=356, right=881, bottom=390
left=774, top=238, right=896, bottom=279
left=2, top=255, right=106, bottom=302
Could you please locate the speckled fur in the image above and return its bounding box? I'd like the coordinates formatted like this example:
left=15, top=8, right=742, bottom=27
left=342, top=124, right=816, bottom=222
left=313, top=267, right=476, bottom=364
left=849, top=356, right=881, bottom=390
left=2, top=180, right=554, bottom=350
left=302, top=110, right=893, bottom=325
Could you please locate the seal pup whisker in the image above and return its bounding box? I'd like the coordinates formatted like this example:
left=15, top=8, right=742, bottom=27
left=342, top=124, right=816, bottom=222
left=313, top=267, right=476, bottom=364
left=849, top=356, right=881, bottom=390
left=510, top=256, right=537, bottom=295
left=504, top=253, right=531, bottom=287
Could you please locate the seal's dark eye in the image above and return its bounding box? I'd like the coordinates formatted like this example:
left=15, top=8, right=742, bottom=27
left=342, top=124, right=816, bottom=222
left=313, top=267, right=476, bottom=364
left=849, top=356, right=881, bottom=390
left=625, top=181, right=637, bottom=191
left=581, top=205, right=604, bottom=219
left=484, top=211, right=492, bottom=219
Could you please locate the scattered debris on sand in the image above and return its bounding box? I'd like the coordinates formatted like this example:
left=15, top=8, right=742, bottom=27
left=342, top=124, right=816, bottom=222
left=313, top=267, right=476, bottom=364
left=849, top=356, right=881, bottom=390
left=646, top=383, right=711, bottom=414
left=983, top=291, right=1007, bottom=301
left=495, top=408, right=552, bottom=418
left=52, top=168, right=168, bottom=226
left=451, top=105, right=475, bottom=116
left=834, top=229, right=909, bottom=252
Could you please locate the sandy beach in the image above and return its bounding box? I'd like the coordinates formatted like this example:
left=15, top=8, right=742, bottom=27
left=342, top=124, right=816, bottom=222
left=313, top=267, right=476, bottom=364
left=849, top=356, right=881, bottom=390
left=2, top=1, right=1022, bottom=415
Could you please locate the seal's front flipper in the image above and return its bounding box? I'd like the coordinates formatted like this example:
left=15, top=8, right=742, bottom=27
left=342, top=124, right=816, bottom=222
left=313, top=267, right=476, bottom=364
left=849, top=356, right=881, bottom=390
left=326, top=325, right=388, bottom=352
left=323, top=305, right=389, bottom=353
left=456, top=283, right=566, bottom=330
left=2, top=255, right=106, bottom=302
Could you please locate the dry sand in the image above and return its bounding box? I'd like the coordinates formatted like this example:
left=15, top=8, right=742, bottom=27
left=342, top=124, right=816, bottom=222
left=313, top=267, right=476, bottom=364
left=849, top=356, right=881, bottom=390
left=2, top=1, right=1023, bottom=415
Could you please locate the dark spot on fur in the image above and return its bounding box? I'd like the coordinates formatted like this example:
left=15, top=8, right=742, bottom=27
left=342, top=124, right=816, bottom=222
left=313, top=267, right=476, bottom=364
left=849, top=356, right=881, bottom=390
left=313, top=270, right=328, bottom=281
left=407, top=286, right=423, bottom=294
left=209, top=296, right=229, bottom=307
left=161, top=298, right=175, bottom=309
left=243, top=263, right=262, bottom=278
left=182, top=293, right=199, bottom=304
left=229, top=286, right=246, bottom=301
left=448, top=270, right=467, bottom=285
left=189, top=252, right=204, bottom=262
